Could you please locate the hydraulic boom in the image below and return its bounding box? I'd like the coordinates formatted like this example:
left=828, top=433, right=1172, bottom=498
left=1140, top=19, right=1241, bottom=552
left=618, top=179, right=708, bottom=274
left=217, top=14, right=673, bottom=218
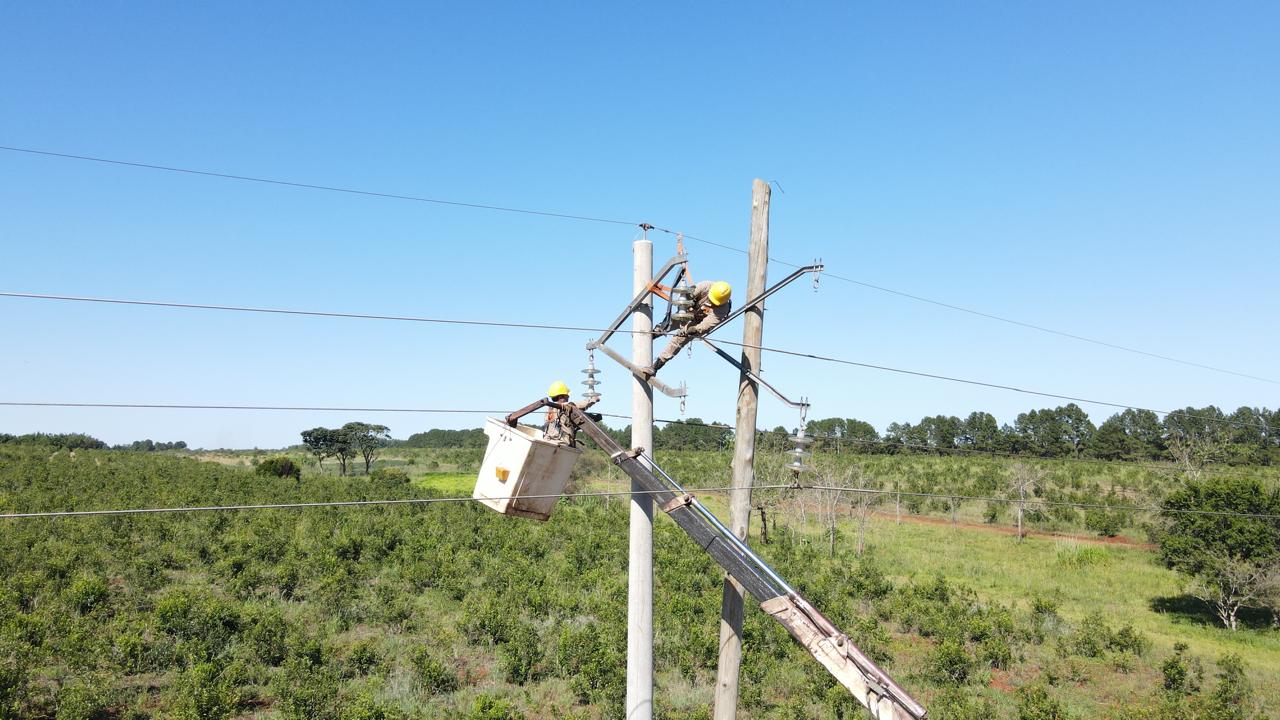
left=504, top=399, right=927, bottom=720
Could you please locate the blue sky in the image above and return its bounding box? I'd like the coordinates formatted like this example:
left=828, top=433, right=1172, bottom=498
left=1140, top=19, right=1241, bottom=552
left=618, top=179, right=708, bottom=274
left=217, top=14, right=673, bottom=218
left=1, top=2, right=1276, bottom=448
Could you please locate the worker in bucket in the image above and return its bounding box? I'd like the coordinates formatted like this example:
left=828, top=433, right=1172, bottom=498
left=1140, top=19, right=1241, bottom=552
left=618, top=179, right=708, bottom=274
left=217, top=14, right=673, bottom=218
left=542, top=380, right=601, bottom=447
left=639, top=280, right=732, bottom=379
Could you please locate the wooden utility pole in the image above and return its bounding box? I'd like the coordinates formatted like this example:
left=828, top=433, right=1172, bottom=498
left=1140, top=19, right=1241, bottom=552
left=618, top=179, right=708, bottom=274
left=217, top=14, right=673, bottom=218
left=714, top=179, right=770, bottom=719
left=628, top=238, right=655, bottom=720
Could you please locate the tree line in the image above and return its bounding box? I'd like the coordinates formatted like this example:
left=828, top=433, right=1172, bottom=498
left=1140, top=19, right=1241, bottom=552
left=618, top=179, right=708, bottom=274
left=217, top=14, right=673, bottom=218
left=0, top=433, right=186, bottom=452
left=805, top=403, right=1279, bottom=465
left=402, top=402, right=1276, bottom=463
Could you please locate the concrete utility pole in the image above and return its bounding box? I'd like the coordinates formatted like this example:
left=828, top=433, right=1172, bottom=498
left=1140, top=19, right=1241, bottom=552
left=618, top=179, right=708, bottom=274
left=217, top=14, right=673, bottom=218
left=714, top=179, right=770, bottom=719
left=628, top=238, right=654, bottom=720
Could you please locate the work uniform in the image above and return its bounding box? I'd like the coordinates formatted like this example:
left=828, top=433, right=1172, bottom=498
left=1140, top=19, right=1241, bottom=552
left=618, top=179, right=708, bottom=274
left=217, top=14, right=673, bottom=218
left=543, top=395, right=600, bottom=447
left=655, top=280, right=732, bottom=367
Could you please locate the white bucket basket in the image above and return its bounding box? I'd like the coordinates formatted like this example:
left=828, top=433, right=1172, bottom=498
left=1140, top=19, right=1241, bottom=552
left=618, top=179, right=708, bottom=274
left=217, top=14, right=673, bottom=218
left=473, top=416, right=582, bottom=521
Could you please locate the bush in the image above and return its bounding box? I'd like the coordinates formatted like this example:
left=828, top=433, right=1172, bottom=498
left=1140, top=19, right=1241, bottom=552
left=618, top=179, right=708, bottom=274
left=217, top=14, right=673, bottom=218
left=256, top=456, right=301, bottom=481
left=930, top=687, right=996, bottom=720
left=342, top=639, right=384, bottom=677
left=498, top=622, right=543, bottom=684
left=273, top=654, right=340, bottom=720
left=1068, top=612, right=1113, bottom=658
left=1016, top=683, right=1070, bottom=720
left=1161, top=642, right=1201, bottom=694
left=927, top=638, right=974, bottom=685
left=1110, top=624, right=1150, bottom=657
left=172, top=661, right=241, bottom=720
left=341, top=692, right=404, bottom=720
left=50, top=673, right=117, bottom=720
left=410, top=648, right=458, bottom=695
left=64, top=575, right=110, bottom=615
left=466, top=695, right=524, bottom=720
left=370, top=467, right=410, bottom=485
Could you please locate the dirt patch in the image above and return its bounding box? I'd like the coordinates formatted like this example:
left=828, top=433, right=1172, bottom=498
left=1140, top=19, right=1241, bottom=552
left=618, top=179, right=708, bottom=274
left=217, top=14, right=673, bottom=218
left=870, top=511, right=1156, bottom=550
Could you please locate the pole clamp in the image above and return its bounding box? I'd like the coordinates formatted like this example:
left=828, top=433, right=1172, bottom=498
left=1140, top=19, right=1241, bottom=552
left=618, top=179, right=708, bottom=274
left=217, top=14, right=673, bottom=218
left=660, top=493, right=695, bottom=513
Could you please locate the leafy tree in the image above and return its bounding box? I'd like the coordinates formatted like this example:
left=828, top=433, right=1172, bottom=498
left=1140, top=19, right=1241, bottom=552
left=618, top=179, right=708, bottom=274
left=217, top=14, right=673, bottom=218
left=1158, top=477, right=1280, bottom=630
left=301, top=427, right=341, bottom=470
left=1059, top=404, right=1095, bottom=458
left=961, top=411, right=1000, bottom=451
left=1093, top=409, right=1164, bottom=460
left=844, top=418, right=880, bottom=444
left=342, top=422, right=391, bottom=474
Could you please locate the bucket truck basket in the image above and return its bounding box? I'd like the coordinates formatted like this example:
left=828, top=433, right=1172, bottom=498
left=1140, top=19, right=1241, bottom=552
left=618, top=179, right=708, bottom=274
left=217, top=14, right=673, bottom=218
left=473, top=417, right=582, bottom=521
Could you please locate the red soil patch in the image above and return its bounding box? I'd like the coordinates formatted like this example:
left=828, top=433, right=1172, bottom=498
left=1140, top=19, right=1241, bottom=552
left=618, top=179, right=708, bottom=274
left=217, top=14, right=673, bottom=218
left=869, top=511, right=1156, bottom=550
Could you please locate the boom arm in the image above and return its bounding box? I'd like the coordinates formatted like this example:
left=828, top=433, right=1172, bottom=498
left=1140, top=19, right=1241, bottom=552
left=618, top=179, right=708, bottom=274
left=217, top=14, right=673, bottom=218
left=505, top=400, right=927, bottom=720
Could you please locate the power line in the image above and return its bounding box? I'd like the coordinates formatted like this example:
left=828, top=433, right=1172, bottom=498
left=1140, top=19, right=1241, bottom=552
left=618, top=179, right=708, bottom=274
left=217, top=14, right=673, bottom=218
left=0, top=291, right=613, bottom=333
left=675, top=232, right=1280, bottom=387
left=0, top=401, right=635, bottom=426
left=710, top=338, right=1274, bottom=432
left=4, top=144, right=1272, bottom=386
left=0, top=145, right=639, bottom=228
left=2, top=290, right=1270, bottom=433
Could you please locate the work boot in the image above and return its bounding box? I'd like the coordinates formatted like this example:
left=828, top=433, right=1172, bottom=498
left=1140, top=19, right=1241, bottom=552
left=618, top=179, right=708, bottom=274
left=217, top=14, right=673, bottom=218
left=636, top=365, right=655, bottom=380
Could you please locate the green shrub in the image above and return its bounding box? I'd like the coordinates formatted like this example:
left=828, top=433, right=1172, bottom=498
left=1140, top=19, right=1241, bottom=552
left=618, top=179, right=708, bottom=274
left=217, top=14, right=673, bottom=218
left=1208, top=653, right=1254, bottom=718
left=53, top=675, right=117, bottom=720
left=554, top=623, right=625, bottom=713
left=463, top=600, right=513, bottom=645
left=370, top=467, right=410, bottom=485
left=172, top=661, right=241, bottom=720
left=63, top=576, right=109, bottom=615
left=153, top=589, right=241, bottom=660
left=927, top=638, right=973, bottom=686
left=1110, top=624, right=1150, bottom=657
left=341, top=692, right=404, bottom=720
left=1161, top=642, right=1201, bottom=694
left=256, top=456, right=301, bottom=481
left=498, top=622, right=543, bottom=684
left=1016, top=683, right=1070, bottom=720
left=930, top=687, right=996, bottom=720
left=343, top=639, right=384, bottom=677
left=410, top=647, right=458, bottom=695
left=1068, top=611, right=1113, bottom=658
left=273, top=654, right=340, bottom=720
left=242, top=606, right=288, bottom=666
left=466, top=695, right=524, bottom=720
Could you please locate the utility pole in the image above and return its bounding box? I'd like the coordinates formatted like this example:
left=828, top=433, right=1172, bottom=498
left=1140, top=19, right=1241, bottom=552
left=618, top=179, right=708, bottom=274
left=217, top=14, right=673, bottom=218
left=628, top=237, right=654, bottom=720
left=714, top=179, right=770, bottom=719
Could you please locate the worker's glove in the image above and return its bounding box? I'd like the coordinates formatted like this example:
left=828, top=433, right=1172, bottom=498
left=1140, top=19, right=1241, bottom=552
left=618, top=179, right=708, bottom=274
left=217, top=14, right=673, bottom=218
left=586, top=412, right=603, bottom=422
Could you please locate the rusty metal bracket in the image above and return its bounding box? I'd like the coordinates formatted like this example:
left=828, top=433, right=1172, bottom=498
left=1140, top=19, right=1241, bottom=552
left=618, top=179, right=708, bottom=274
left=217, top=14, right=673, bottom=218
left=660, top=493, right=695, bottom=513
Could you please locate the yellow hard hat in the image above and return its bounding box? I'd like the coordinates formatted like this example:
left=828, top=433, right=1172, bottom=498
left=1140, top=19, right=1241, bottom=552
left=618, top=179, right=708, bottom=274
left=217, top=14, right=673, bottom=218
left=709, top=281, right=732, bottom=306
left=548, top=381, right=571, bottom=398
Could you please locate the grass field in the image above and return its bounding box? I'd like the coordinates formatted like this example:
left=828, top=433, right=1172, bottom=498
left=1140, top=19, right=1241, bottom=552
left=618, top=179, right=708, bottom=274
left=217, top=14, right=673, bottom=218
left=854, top=515, right=1279, bottom=714
left=412, top=472, right=477, bottom=495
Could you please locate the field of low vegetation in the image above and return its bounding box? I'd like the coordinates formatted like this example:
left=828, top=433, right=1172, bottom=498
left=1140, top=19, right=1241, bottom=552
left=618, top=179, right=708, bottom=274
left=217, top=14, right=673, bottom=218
left=1, top=421, right=1277, bottom=719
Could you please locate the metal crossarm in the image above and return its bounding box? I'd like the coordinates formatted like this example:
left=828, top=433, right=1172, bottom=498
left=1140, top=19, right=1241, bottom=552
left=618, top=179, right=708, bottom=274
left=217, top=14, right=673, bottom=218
left=503, top=399, right=927, bottom=719
left=699, top=263, right=824, bottom=340
left=697, top=338, right=809, bottom=411
left=587, top=254, right=689, bottom=350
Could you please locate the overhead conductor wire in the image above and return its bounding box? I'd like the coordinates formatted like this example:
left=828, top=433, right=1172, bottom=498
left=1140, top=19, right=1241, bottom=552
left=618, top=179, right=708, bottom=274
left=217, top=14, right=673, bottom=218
left=3, top=143, right=1273, bottom=386
left=0, top=291, right=1270, bottom=434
